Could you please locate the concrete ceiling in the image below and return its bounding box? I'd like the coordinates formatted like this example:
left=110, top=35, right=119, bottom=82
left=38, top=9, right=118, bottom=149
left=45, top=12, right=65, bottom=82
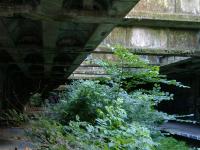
left=0, top=0, right=140, bottom=81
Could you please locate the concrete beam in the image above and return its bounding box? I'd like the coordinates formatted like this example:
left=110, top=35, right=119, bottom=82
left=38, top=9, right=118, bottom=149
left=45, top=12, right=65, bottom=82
left=0, top=45, right=200, bottom=57
left=1, top=0, right=200, bottom=29
left=131, top=0, right=200, bottom=15
left=66, top=24, right=115, bottom=77
left=9, top=8, right=200, bottom=30
left=42, top=21, right=60, bottom=77
left=68, top=74, right=109, bottom=80
left=1, top=3, right=200, bottom=30
left=0, top=62, right=150, bottom=68
left=40, top=0, right=63, bottom=78
left=100, top=27, right=200, bottom=56
left=98, top=46, right=200, bottom=57
left=66, top=0, right=140, bottom=77
left=1, top=45, right=200, bottom=57
left=122, top=11, right=200, bottom=29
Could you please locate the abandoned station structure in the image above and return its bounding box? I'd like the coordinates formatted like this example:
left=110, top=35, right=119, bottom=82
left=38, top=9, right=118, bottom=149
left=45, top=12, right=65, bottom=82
left=0, top=0, right=200, bottom=122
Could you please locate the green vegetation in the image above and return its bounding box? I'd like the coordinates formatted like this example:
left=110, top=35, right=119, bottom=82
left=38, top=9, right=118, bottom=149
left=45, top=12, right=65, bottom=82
left=0, top=109, right=28, bottom=126
left=28, top=46, right=190, bottom=150
left=156, top=137, right=189, bottom=150
left=29, top=93, right=43, bottom=107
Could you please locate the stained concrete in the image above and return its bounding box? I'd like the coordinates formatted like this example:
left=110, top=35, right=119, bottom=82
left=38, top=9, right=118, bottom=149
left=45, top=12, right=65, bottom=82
left=102, top=27, right=200, bottom=53
left=128, top=28, right=168, bottom=48
left=177, top=0, right=200, bottom=14
left=133, top=0, right=175, bottom=13
left=131, top=0, right=200, bottom=15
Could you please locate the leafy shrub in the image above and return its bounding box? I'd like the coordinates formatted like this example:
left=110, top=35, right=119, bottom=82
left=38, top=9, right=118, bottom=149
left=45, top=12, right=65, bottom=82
left=54, top=80, right=174, bottom=127
left=0, top=109, right=28, bottom=126
left=96, top=45, right=188, bottom=89
left=156, top=137, right=189, bottom=150
left=52, top=80, right=114, bottom=124
left=124, top=87, right=174, bottom=126
left=65, top=105, right=155, bottom=150
left=30, top=98, right=156, bottom=150
left=29, top=93, right=43, bottom=107
left=28, top=119, right=74, bottom=150
left=28, top=46, right=190, bottom=150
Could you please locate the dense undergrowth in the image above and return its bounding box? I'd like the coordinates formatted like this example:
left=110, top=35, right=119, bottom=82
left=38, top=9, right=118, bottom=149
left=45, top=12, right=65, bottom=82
left=28, top=46, right=192, bottom=150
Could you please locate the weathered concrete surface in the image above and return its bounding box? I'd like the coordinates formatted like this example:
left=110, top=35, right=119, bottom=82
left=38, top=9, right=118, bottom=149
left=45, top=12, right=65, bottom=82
left=0, top=0, right=140, bottom=81
left=0, top=0, right=142, bottom=109
left=97, top=26, right=196, bottom=71
left=127, top=28, right=168, bottom=48
left=103, top=27, right=199, bottom=50
left=123, top=0, right=200, bottom=29
left=131, top=0, right=200, bottom=14
left=132, top=0, right=175, bottom=13
left=70, top=21, right=200, bottom=79
left=69, top=0, right=200, bottom=79
left=100, top=27, right=200, bottom=56
left=124, top=12, right=200, bottom=29
left=176, top=0, right=200, bottom=14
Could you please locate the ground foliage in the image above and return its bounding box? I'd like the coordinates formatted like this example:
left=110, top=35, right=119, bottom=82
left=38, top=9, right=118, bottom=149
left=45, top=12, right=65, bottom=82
left=29, top=93, right=43, bottom=107
left=156, top=137, right=189, bottom=150
left=28, top=46, right=190, bottom=150
left=0, top=109, right=28, bottom=126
